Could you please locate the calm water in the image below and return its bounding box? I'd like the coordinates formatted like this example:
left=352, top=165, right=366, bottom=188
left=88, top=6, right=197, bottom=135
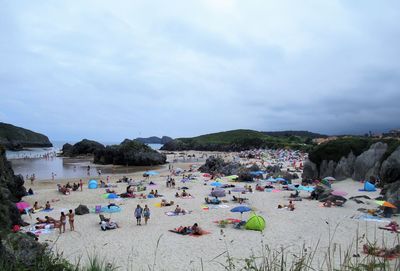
left=6, top=142, right=163, bottom=180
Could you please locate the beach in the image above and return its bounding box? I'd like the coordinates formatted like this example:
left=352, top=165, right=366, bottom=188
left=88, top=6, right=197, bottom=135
left=20, top=151, right=399, bottom=270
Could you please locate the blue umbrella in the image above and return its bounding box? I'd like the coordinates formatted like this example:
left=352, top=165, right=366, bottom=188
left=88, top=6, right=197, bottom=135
left=210, top=182, right=222, bottom=187
left=231, top=205, right=252, bottom=220
left=232, top=187, right=246, bottom=193
left=250, top=171, right=264, bottom=176
left=275, top=177, right=286, bottom=181
left=107, top=193, right=118, bottom=199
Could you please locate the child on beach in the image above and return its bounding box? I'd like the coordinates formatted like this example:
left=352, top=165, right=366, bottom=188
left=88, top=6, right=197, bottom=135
left=143, top=205, right=150, bottom=225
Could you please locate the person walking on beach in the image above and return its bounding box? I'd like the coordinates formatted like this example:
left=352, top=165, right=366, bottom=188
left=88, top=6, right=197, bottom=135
left=134, top=204, right=143, bottom=226
left=79, top=179, right=83, bottom=191
left=67, top=209, right=75, bottom=231
left=60, top=212, right=66, bottom=233
left=143, top=205, right=150, bottom=225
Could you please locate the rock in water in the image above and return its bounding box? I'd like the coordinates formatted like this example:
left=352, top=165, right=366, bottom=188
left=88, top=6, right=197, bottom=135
left=352, top=142, right=387, bottom=181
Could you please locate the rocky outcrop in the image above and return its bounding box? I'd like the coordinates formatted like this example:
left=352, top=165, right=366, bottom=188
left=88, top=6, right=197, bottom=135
left=302, top=160, right=318, bottom=180
left=62, top=139, right=105, bottom=157
left=0, top=122, right=52, bottom=150
left=352, top=142, right=387, bottom=181
left=380, top=146, right=400, bottom=184
left=0, top=146, right=26, bottom=229
left=199, top=156, right=242, bottom=176
left=319, top=160, right=337, bottom=179
left=303, top=140, right=400, bottom=185
left=93, top=139, right=166, bottom=166
left=381, top=180, right=400, bottom=212
left=334, top=152, right=356, bottom=181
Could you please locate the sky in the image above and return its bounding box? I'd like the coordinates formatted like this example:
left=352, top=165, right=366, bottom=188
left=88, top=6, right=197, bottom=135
left=0, top=0, right=399, bottom=142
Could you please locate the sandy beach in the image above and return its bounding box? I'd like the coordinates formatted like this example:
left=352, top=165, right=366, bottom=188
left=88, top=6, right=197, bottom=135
left=20, top=152, right=399, bottom=270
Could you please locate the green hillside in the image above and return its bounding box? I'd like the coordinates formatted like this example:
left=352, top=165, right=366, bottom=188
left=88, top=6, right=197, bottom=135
left=0, top=122, right=52, bottom=150
left=161, top=129, right=314, bottom=151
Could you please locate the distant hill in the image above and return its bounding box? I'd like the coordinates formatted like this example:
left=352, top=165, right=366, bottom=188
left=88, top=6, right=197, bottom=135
left=0, top=122, right=52, bottom=150
left=135, top=136, right=173, bottom=144
left=161, top=129, right=314, bottom=152
left=262, top=130, right=328, bottom=139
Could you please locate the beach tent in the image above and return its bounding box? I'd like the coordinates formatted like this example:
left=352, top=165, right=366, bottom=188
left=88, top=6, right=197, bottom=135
left=245, top=213, right=266, bottom=231
left=211, top=189, right=226, bottom=197
left=88, top=180, right=98, bottom=189
left=360, top=181, right=377, bottom=192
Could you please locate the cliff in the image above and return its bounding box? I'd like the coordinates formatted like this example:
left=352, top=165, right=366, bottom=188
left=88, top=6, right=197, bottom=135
left=0, top=122, right=52, bottom=150
left=61, top=139, right=105, bottom=157
left=302, top=137, right=400, bottom=211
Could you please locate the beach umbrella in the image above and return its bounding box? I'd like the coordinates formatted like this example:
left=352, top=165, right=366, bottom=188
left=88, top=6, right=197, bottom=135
left=102, top=193, right=118, bottom=199
left=231, top=205, right=252, bottom=220
left=275, top=177, right=286, bottom=181
left=180, top=178, right=190, bottom=183
left=323, top=176, right=336, bottom=181
left=375, top=201, right=397, bottom=209
left=16, top=202, right=30, bottom=211
left=331, top=190, right=348, bottom=196
left=210, top=181, right=222, bottom=187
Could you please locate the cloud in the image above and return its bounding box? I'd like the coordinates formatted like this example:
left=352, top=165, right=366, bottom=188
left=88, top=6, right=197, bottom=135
left=0, top=0, right=399, bottom=141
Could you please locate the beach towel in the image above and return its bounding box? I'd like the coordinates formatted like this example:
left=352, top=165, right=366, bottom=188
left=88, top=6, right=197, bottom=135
left=165, top=211, right=191, bottom=216
left=353, top=214, right=391, bottom=223
left=40, top=208, right=54, bottom=212
left=265, top=189, right=281, bottom=193
left=181, top=196, right=194, bottom=199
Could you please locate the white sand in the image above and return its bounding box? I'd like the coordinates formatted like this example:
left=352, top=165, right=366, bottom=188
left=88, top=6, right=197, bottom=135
left=21, top=152, right=399, bottom=270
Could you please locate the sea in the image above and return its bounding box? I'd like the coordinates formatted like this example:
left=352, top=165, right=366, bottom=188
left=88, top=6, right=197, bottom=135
left=5, top=141, right=163, bottom=181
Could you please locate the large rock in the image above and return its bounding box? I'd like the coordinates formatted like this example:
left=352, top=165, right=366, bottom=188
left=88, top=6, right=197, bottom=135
left=334, top=152, right=356, bottom=181
left=62, top=139, right=105, bottom=157
left=380, top=146, right=400, bottom=184
left=0, top=145, right=26, bottom=229
left=75, top=204, right=89, bottom=215
left=199, top=156, right=242, bottom=176
left=381, top=180, right=400, bottom=213
left=319, top=160, right=337, bottom=179
left=352, top=142, right=387, bottom=181
left=94, top=139, right=166, bottom=166
left=302, top=159, right=318, bottom=180
left=0, top=122, right=52, bottom=150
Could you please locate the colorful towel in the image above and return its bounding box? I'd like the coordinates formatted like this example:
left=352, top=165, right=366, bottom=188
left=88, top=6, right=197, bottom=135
left=353, top=214, right=391, bottom=223
left=40, top=208, right=54, bottom=212
left=165, top=211, right=191, bottom=216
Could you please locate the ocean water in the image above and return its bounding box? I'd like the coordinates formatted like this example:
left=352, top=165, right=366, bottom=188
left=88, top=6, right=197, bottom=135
left=6, top=141, right=163, bottom=181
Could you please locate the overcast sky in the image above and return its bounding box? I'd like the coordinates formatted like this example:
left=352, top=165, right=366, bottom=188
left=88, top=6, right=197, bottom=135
left=0, top=0, right=399, bottom=142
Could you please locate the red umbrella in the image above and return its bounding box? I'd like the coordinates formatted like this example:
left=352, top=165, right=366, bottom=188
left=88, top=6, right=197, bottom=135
left=203, top=173, right=211, bottom=178
left=16, top=202, right=30, bottom=211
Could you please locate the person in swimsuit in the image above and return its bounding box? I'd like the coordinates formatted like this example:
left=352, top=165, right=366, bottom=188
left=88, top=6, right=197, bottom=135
left=143, top=205, right=150, bottom=225
left=68, top=209, right=75, bottom=231
left=60, top=212, right=66, bottom=233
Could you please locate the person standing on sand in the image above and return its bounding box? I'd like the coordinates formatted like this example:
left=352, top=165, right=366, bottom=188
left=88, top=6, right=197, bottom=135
left=60, top=212, right=66, bottom=233
left=67, top=209, right=75, bottom=231
left=79, top=179, right=83, bottom=191
left=134, top=205, right=143, bottom=226
left=143, top=205, right=150, bottom=225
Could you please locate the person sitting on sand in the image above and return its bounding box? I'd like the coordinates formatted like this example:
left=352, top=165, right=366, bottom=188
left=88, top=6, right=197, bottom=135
left=191, top=223, right=202, bottom=235
left=150, top=190, right=155, bottom=195
left=155, top=190, right=159, bottom=197
left=181, top=190, right=188, bottom=197
left=290, top=190, right=299, bottom=198
left=72, top=183, right=79, bottom=191
left=100, top=220, right=119, bottom=231
left=288, top=200, right=295, bottom=211
left=175, top=226, right=190, bottom=234
left=33, top=201, right=42, bottom=211
left=66, top=182, right=72, bottom=189
left=161, top=199, right=173, bottom=207
left=45, top=201, right=51, bottom=210
left=174, top=205, right=182, bottom=214
left=175, top=192, right=180, bottom=198
left=323, top=199, right=332, bottom=208
left=28, top=188, right=34, bottom=195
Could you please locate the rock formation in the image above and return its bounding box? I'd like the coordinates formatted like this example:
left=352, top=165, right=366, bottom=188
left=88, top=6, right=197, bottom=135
left=93, top=139, right=166, bottom=166
left=0, top=122, right=52, bottom=150
left=352, top=142, right=387, bottom=181
left=134, top=136, right=173, bottom=144
left=61, top=139, right=105, bottom=157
